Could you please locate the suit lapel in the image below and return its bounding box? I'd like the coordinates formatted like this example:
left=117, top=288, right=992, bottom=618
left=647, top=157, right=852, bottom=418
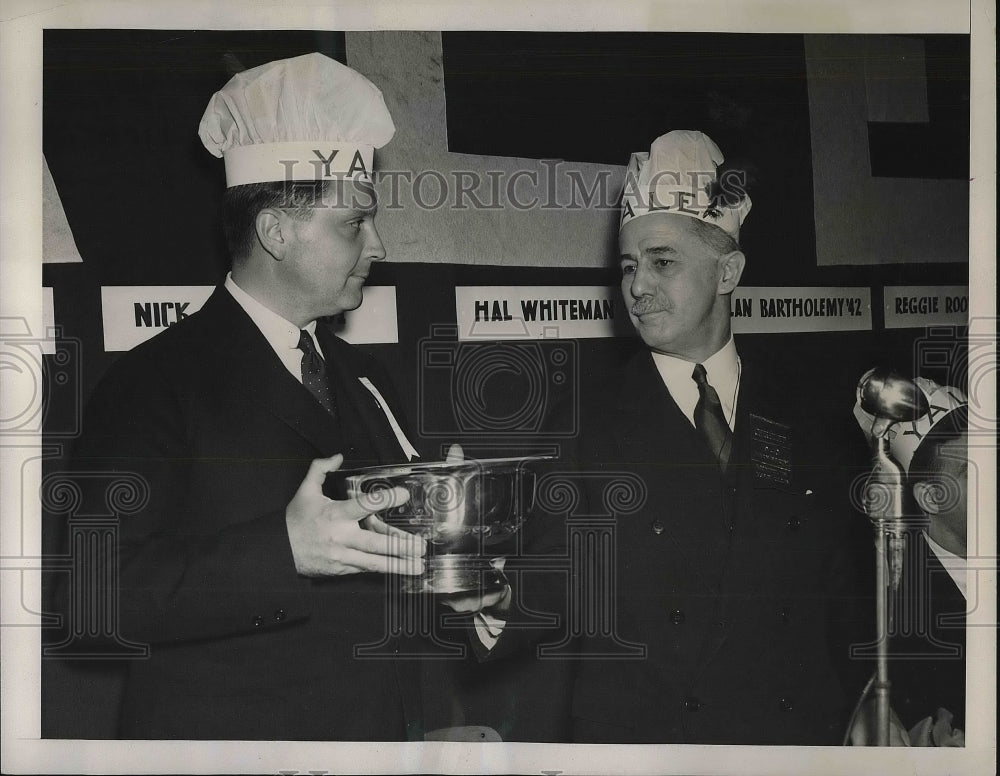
left=314, top=323, right=407, bottom=465
left=611, top=350, right=709, bottom=463
left=195, top=288, right=344, bottom=457
left=728, top=360, right=797, bottom=501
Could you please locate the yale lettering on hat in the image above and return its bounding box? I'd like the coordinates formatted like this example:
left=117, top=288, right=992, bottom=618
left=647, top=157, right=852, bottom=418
left=223, top=141, right=374, bottom=187
left=618, top=130, right=751, bottom=239
left=619, top=168, right=648, bottom=228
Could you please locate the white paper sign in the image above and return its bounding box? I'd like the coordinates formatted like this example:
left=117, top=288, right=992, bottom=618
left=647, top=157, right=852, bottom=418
left=730, top=287, right=872, bottom=333
left=455, top=286, right=627, bottom=340
left=455, top=285, right=872, bottom=339
left=330, top=285, right=399, bottom=344
left=101, top=286, right=215, bottom=352
left=101, top=285, right=398, bottom=351
left=884, top=285, right=969, bottom=329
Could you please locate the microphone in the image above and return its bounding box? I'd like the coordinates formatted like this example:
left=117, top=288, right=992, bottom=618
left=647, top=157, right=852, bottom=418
left=854, top=367, right=928, bottom=593
left=857, top=367, right=929, bottom=423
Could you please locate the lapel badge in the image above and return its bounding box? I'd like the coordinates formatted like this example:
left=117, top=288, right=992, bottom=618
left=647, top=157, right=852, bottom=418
left=750, top=413, right=793, bottom=489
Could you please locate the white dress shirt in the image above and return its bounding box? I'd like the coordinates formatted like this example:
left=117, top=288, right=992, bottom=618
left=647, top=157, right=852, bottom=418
left=224, top=273, right=324, bottom=381
left=223, top=273, right=419, bottom=461
left=650, top=335, right=741, bottom=430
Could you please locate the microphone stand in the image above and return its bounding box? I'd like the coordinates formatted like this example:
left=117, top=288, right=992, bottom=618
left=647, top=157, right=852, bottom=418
left=864, top=420, right=907, bottom=747
left=851, top=367, right=925, bottom=747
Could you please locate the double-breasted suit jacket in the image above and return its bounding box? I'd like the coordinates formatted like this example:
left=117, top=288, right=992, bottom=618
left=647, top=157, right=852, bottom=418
left=503, top=347, right=871, bottom=744
left=66, top=287, right=421, bottom=740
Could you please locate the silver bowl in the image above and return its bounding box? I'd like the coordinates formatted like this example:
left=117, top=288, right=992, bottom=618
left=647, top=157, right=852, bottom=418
left=345, top=456, right=546, bottom=593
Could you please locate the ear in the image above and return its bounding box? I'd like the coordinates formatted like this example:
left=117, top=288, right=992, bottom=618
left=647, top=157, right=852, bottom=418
left=717, top=250, right=746, bottom=294
left=255, top=208, right=288, bottom=261
left=913, top=480, right=942, bottom=515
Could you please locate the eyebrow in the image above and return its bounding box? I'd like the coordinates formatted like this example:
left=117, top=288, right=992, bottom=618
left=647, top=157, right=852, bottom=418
left=346, top=205, right=378, bottom=218
left=620, top=244, right=676, bottom=262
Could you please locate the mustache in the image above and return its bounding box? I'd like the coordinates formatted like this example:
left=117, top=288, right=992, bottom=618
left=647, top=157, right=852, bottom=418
left=631, top=299, right=668, bottom=316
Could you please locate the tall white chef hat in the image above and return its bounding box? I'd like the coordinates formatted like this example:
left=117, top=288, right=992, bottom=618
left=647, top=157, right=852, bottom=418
left=198, top=52, right=395, bottom=187
left=620, top=129, right=751, bottom=240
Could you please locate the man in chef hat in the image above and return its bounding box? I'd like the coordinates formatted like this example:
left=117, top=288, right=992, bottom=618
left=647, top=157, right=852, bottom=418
left=618, top=129, right=751, bottom=365
left=850, top=379, right=969, bottom=746
left=493, top=129, right=870, bottom=744
left=68, top=53, right=435, bottom=740
left=481, top=130, right=870, bottom=744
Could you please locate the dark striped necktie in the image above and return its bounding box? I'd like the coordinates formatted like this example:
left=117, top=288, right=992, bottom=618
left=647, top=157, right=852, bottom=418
left=297, top=329, right=337, bottom=418
left=692, top=363, right=733, bottom=472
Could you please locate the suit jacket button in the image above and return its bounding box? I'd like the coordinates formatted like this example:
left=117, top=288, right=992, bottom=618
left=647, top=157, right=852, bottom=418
left=274, top=609, right=286, bottom=622
left=669, top=609, right=686, bottom=625
left=252, top=615, right=264, bottom=627
left=651, top=520, right=665, bottom=535
left=779, top=698, right=794, bottom=712
left=779, top=606, right=791, bottom=624
left=684, top=697, right=701, bottom=712
left=786, top=516, right=801, bottom=530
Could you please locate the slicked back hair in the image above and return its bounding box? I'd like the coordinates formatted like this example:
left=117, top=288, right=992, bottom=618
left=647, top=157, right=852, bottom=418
left=222, top=181, right=330, bottom=264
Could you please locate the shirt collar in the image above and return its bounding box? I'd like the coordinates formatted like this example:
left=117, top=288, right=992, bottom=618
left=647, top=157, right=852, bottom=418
left=224, top=272, right=317, bottom=351
left=650, top=336, right=741, bottom=428
left=652, top=336, right=739, bottom=388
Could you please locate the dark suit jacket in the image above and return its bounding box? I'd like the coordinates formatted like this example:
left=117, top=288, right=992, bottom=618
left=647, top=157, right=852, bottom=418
left=491, top=347, right=871, bottom=744
left=888, top=532, right=966, bottom=731
left=61, top=287, right=422, bottom=740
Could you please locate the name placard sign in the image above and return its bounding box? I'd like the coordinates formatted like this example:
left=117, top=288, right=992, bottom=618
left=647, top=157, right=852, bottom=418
left=884, top=286, right=969, bottom=329
left=455, top=286, right=628, bottom=340
left=730, top=287, right=872, bottom=334
left=455, top=285, right=872, bottom=339
left=101, top=286, right=398, bottom=351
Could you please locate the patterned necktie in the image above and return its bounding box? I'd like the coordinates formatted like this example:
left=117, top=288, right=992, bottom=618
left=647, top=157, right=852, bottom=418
left=297, top=330, right=337, bottom=418
left=692, top=363, right=733, bottom=472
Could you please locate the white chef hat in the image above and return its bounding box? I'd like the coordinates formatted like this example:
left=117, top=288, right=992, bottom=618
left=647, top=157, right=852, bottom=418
left=853, top=377, right=968, bottom=475
left=198, top=52, right=395, bottom=187
left=620, top=129, right=751, bottom=240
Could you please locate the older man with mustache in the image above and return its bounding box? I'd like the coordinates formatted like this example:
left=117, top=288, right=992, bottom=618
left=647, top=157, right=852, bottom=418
left=482, top=130, right=871, bottom=745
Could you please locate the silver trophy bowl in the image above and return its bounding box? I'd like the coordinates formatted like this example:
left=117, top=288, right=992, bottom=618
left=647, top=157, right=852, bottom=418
left=345, top=456, right=546, bottom=594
